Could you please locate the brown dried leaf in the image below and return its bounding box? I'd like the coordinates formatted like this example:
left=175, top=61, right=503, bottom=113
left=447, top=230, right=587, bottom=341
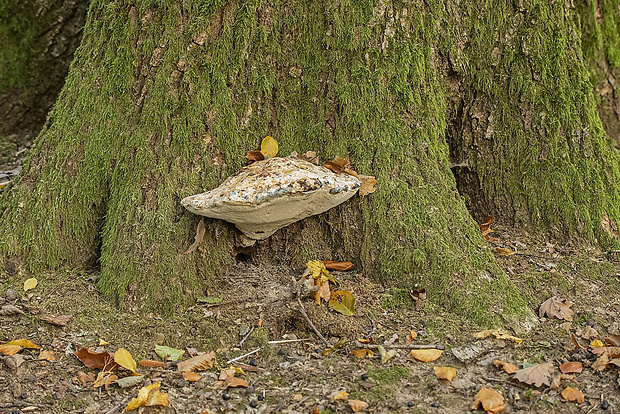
left=514, top=362, right=554, bottom=387
left=538, top=296, right=574, bottom=321
left=348, top=399, right=368, bottom=413
left=177, top=351, right=216, bottom=372
left=322, top=260, right=354, bottom=271
left=561, top=387, right=584, bottom=404
left=0, top=344, right=22, bottom=356
left=357, top=338, right=372, bottom=344
left=139, top=359, right=165, bottom=368
left=492, top=360, right=518, bottom=375
left=559, top=361, right=582, bottom=374
left=473, top=330, right=523, bottom=344
left=471, top=387, right=505, bottom=413
left=358, top=175, right=377, bottom=196
left=592, top=353, right=609, bottom=372
left=183, top=218, right=205, bottom=255
left=578, top=326, right=599, bottom=340
left=226, top=377, right=249, bottom=388
left=406, top=330, right=417, bottom=344
left=38, top=350, right=56, bottom=361
left=610, top=358, right=620, bottom=367
left=323, top=156, right=349, bottom=174
left=76, top=371, right=95, bottom=387
left=73, top=348, right=120, bottom=371
left=479, top=217, right=493, bottom=232
left=434, top=366, right=457, bottom=381
left=0, top=304, right=25, bottom=316
left=301, top=151, right=319, bottom=164
left=496, top=247, right=516, bottom=256
left=409, top=349, right=443, bottom=362
left=246, top=150, right=265, bottom=163
left=605, top=335, right=620, bottom=346
left=183, top=371, right=202, bottom=382
left=591, top=347, right=620, bottom=357
left=39, top=314, right=73, bottom=326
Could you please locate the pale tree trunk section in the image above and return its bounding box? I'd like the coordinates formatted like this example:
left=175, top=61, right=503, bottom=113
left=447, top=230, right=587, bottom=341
left=0, top=0, right=88, bottom=165
left=1, top=0, right=618, bottom=325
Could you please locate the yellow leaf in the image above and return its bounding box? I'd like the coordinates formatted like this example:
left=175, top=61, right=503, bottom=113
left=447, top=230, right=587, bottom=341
left=591, top=339, right=604, bottom=347
left=409, top=349, right=443, bottom=362
left=260, top=136, right=278, bottom=158
left=348, top=400, right=368, bottom=412
left=23, top=278, right=38, bottom=291
left=434, top=366, right=457, bottom=381
left=114, top=348, right=138, bottom=374
left=126, top=382, right=169, bottom=411
left=471, top=387, right=505, bottom=413
left=496, top=247, right=515, bottom=256
left=0, top=344, right=22, bottom=356
left=99, top=339, right=110, bottom=346
left=406, top=330, right=417, bottom=344
left=328, top=290, right=355, bottom=316
left=333, top=390, right=349, bottom=400
left=561, top=386, right=584, bottom=404
left=6, top=339, right=39, bottom=349
left=350, top=349, right=374, bottom=359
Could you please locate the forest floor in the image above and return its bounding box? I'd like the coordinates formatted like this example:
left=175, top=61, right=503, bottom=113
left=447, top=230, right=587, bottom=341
left=1, top=225, right=620, bottom=414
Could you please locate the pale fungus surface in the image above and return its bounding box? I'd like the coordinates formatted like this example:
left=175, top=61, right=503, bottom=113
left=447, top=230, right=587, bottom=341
left=181, top=156, right=361, bottom=244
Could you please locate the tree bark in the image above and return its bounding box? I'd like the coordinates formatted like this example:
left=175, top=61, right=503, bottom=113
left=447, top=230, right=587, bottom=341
left=0, top=0, right=88, bottom=165
left=1, top=0, right=618, bottom=324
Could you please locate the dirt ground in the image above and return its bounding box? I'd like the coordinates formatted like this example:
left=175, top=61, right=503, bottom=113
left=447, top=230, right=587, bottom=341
left=1, top=225, right=620, bottom=414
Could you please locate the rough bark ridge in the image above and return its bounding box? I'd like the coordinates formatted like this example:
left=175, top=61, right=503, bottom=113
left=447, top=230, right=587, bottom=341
left=2, top=0, right=617, bottom=323
left=445, top=0, right=620, bottom=241
left=0, top=0, right=88, bottom=165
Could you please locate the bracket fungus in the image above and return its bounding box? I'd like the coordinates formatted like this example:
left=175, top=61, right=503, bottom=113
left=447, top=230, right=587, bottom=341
left=181, top=156, right=361, bottom=245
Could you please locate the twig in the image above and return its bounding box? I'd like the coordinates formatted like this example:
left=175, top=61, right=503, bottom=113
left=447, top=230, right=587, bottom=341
left=237, top=326, right=255, bottom=348
left=366, top=319, right=376, bottom=339
left=297, top=297, right=330, bottom=347
left=355, top=342, right=445, bottom=350
left=482, top=377, right=528, bottom=389
left=104, top=396, right=131, bottom=414
left=226, top=348, right=261, bottom=365
left=268, top=338, right=309, bottom=344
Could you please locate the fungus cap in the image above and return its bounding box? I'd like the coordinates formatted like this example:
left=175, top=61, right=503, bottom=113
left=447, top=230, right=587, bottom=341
left=181, top=157, right=361, bottom=242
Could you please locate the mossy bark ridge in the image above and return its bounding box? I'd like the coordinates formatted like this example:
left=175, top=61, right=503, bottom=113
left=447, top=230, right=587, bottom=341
left=1, top=0, right=618, bottom=323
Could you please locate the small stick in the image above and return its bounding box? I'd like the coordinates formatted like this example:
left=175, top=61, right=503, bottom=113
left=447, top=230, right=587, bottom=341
left=297, top=297, right=330, bottom=347
left=268, top=338, right=310, bottom=344
left=226, top=348, right=261, bottom=365
left=237, top=326, right=255, bottom=348
left=355, top=342, right=445, bottom=350
left=104, top=397, right=131, bottom=414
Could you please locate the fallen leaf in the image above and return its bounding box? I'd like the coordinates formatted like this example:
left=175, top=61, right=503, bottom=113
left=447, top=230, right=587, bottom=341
left=591, top=347, right=620, bottom=357
left=561, top=387, right=584, bottom=404
left=114, top=348, right=138, bottom=374
left=183, top=218, right=205, bottom=255
left=322, top=337, right=347, bottom=356
left=538, top=297, right=574, bottom=321
left=74, top=348, right=120, bottom=370
left=39, top=314, right=72, bottom=326
left=323, top=260, right=354, bottom=271
left=559, top=361, right=582, bottom=374
left=409, top=289, right=426, bottom=301
left=98, top=339, right=110, bottom=346
left=93, top=371, right=117, bottom=389
left=139, top=359, right=165, bottom=368
left=76, top=371, right=95, bottom=387
left=126, top=382, right=169, bottom=411
left=434, top=366, right=457, bottom=381
left=328, top=290, right=355, bottom=316
left=578, top=326, right=599, bottom=340
left=260, top=136, right=278, bottom=158
left=183, top=371, right=202, bottom=382
left=323, top=156, right=349, bottom=174
left=246, top=150, right=265, bottom=163
left=115, top=375, right=145, bottom=388
left=479, top=217, right=493, bottom=232
left=301, top=151, right=319, bottom=164
left=605, top=335, right=620, bottom=346
left=226, top=377, right=249, bottom=388
left=590, top=339, right=604, bottom=347
left=333, top=390, right=349, bottom=400
left=514, top=362, right=554, bottom=387
left=0, top=304, right=25, bottom=316
left=358, top=175, right=377, bottom=196
left=357, top=338, right=372, bottom=344
left=307, top=260, right=337, bottom=304
left=0, top=344, right=22, bottom=356
left=38, top=350, right=56, bottom=361
left=154, top=345, right=185, bottom=361
left=409, top=349, right=443, bottom=362
left=496, top=247, right=515, bottom=256
left=406, top=330, right=418, bottom=344
left=492, top=360, right=518, bottom=375
left=473, top=330, right=523, bottom=344
left=592, top=353, right=609, bottom=371
left=609, top=358, right=620, bottom=367
left=471, top=387, right=505, bottom=413
left=6, top=339, right=38, bottom=349
left=177, top=352, right=217, bottom=372
left=350, top=349, right=374, bottom=359
left=378, top=345, right=397, bottom=364
left=348, top=399, right=368, bottom=412
left=23, top=278, right=37, bottom=291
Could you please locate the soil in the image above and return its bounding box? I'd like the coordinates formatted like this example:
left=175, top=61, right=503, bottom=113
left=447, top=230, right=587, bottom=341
left=1, top=223, right=620, bottom=414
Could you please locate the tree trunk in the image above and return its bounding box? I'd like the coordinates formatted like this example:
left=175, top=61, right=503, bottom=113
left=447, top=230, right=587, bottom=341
left=1, top=0, right=618, bottom=324
left=0, top=0, right=88, bottom=165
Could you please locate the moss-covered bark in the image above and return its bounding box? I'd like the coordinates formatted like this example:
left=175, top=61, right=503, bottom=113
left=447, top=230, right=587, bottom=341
left=0, top=0, right=88, bottom=164
left=445, top=0, right=620, bottom=242
left=3, top=0, right=617, bottom=324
